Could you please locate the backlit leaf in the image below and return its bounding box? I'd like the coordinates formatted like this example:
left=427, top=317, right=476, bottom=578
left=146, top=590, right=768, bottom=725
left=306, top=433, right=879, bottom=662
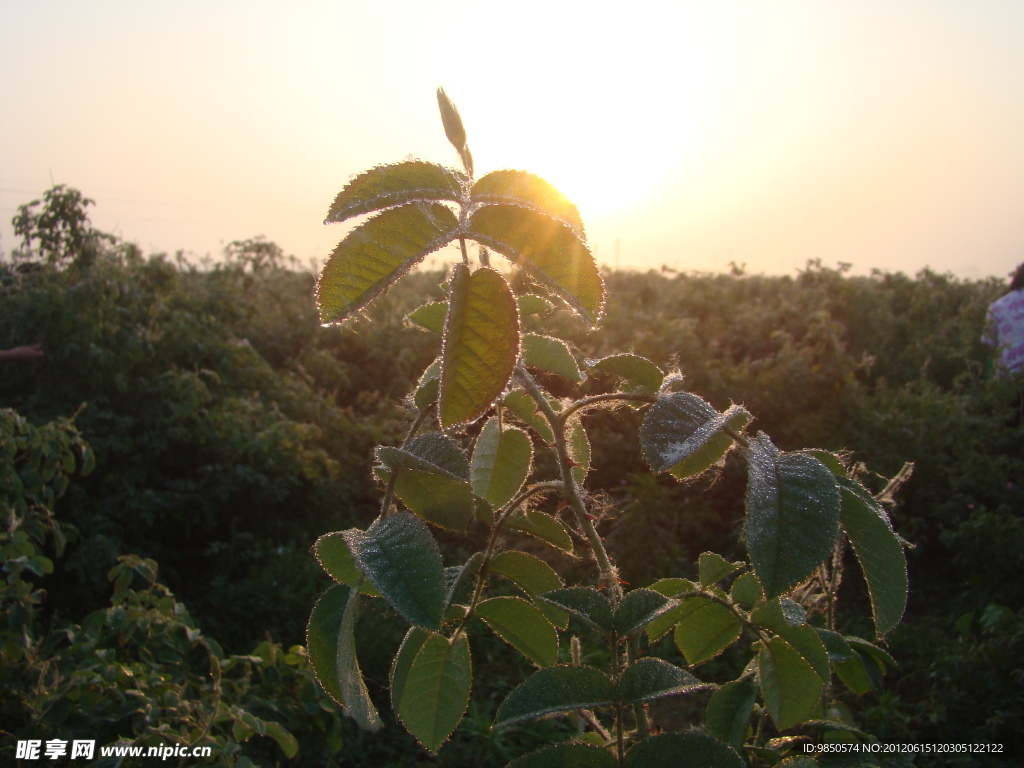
left=523, top=334, right=583, bottom=381
left=335, top=590, right=383, bottom=730
left=540, top=587, right=614, bottom=634
left=506, top=509, right=574, bottom=553
left=518, top=294, right=555, bottom=316
left=614, top=589, right=676, bottom=636
left=673, top=596, right=743, bottom=665
left=312, top=532, right=381, bottom=597
left=566, top=418, right=591, bottom=487
left=317, top=203, right=458, bottom=324
left=706, top=678, right=756, bottom=751
left=467, top=205, right=604, bottom=325
left=471, top=170, right=585, bottom=234
left=439, top=264, right=520, bottom=428
left=391, top=470, right=474, bottom=530
left=744, top=435, right=840, bottom=599
left=640, top=392, right=750, bottom=478
left=324, top=161, right=461, bottom=225
left=393, top=631, right=472, bottom=753
left=839, top=477, right=907, bottom=637
left=590, top=353, right=664, bottom=391
left=625, top=733, right=744, bottom=768
left=489, top=550, right=568, bottom=629
left=759, top=637, right=824, bottom=730
left=406, top=301, right=448, bottom=334
left=699, top=552, right=742, bottom=588
left=618, top=658, right=706, bottom=704
left=475, top=596, right=558, bottom=667
left=493, top=665, right=615, bottom=728
left=306, top=584, right=349, bottom=707
left=503, top=388, right=555, bottom=443
left=471, top=418, right=532, bottom=509
left=344, top=512, right=445, bottom=630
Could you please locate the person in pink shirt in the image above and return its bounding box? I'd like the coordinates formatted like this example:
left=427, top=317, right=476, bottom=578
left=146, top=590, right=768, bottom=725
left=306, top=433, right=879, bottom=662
left=985, top=263, right=1024, bottom=376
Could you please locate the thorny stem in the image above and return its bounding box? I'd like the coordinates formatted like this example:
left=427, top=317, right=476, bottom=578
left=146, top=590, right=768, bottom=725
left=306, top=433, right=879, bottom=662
left=517, top=367, right=622, bottom=602
left=557, top=392, right=655, bottom=425
left=451, top=482, right=560, bottom=642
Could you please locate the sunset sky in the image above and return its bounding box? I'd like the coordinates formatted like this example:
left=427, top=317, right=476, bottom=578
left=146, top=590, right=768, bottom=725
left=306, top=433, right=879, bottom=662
left=2, top=1, right=1023, bottom=279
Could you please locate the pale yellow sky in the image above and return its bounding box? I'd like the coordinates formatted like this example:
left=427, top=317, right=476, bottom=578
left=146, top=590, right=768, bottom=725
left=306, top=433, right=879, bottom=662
left=2, top=0, right=1023, bottom=279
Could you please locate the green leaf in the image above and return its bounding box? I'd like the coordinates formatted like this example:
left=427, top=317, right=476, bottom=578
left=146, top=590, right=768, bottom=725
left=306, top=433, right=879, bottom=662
left=699, top=552, right=742, bottom=588
left=759, top=637, right=824, bottom=730
left=845, top=636, right=895, bottom=668
left=467, top=205, right=604, bottom=325
left=475, top=597, right=558, bottom=667
left=317, top=203, right=458, bottom=324
left=778, top=624, right=831, bottom=682
left=744, top=435, right=841, bottom=599
left=392, top=470, right=475, bottom=530
left=471, top=170, right=585, bottom=234
left=640, top=392, right=750, bottom=478
left=508, top=742, right=617, bottom=768
left=838, top=477, right=907, bottom=637
left=625, top=733, right=745, bottom=768
left=647, top=577, right=697, bottom=597
left=567, top=418, right=591, bottom=487
left=729, top=573, right=763, bottom=608
left=471, top=418, right=532, bottom=509
left=377, top=432, right=469, bottom=481
left=518, top=294, right=555, bottom=316
left=262, top=721, right=299, bottom=759
left=437, top=87, right=472, bottom=173
left=444, top=553, right=483, bottom=609
left=618, top=658, right=707, bottom=704
left=324, top=161, right=461, bottom=225
left=590, top=353, right=664, bottom=391
left=706, top=678, right=756, bottom=751
left=312, top=532, right=381, bottom=597
left=503, top=388, right=555, bottom=443
left=406, top=301, right=448, bottom=334
left=489, top=550, right=568, bottom=629
left=523, top=334, right=583, bottom=381
left=413, top=357, right=442, bottom=409
left=673, top=596, right=743, bottom=665
left=506, top=509, right=574, bottom=553
left=335, top=590, right=383, bottom=730
left=306, top=584, right=350, bottom=706
left=439, top=264, right=520, bottom=428
left=493, top=665, right=615, bottom=728
left=614, top=589, right=676, bottom=636
left=343, top=512, right=446, bottom=630
left=393, top=631, right=472, bottom=753
left=751, top=598, right=808, bottom=634
left=390, top=627, right=431, bottom=712
left=815, top=629, right=855, bottom=663
left=540, top=588, right=614, bottom=634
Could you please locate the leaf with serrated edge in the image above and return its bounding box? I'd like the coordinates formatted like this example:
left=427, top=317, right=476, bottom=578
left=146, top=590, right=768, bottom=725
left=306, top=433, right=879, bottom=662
left=518, top=294, right=555, bottom=316
left=624, top=732, right=745, bottom=768
left=591, top=353, right=664, bottom=391
left=614, top=589, right=675, bottom=636
left=540, top=587, right=614, bottom=634
left=312, top=532, right=381, bottom=597
left=699, top=552, right=742, bottom=588
left=839, top=477, right=907, bottom=637
left=493, top=665, right=615, bottom=728
left=406, top=301, right=448, bottom=334
left=306, top=584, right=350, bottom=706
left=673, top=596, right=743, bottom=665
left=759, top=637, right=824, bottom=730
left=523, top=334, right=583, bottom=381
left=506, top=509, right=574, bottom=553
left=475, top=597, right=558, bottom=667
left=471, top=418, right=532, bottom=509
left=706, top=678, right=756, bottom=751
left=393, top=632, right=472, bottom=754
left=390, top=627, right=431, bottom=710
left=471, top=170, right=585, bottom=234
left=640, top=392, right=750, bottom=478
left=489, top=550, right=568, bottom=629
left=325, top=161, right=461, bottom=224
left=508, top=742, right=617, bottom=768
left=619, top=658, right=707, bottom=704
left=503, top=388, right=555, bottom=443
left=439, top=264, right=520, bottom=428
left=744, top=435, right=840, bottom=599
left=567, top=418, right=591, bottom=488
left=467, top=205, right=604, bottom=325
left=336, top=590, right=383, bottom=730
left=343, top=512, right=445, bottom=630
left=392, top=470, right=475, bottom=530
left=317, top=203, right=458, bottom=324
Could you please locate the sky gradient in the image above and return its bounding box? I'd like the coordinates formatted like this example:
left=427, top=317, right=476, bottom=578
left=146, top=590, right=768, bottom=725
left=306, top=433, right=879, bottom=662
left=2, top=1, right=1023, bottom=279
